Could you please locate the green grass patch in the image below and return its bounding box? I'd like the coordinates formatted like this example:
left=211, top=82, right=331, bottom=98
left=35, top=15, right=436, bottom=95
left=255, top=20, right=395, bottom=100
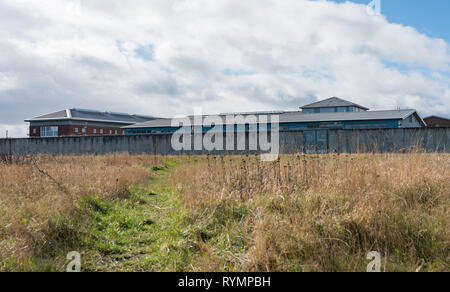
left=17, top=157, right=200, bottom=272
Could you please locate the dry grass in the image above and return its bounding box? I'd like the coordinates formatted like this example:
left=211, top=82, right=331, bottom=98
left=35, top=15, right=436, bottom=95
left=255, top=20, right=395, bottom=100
left=171, top=153, right=449, bottom=272
left=0, top=153, right=448, bottom=272
left=0, top=154, right=160, bottom=271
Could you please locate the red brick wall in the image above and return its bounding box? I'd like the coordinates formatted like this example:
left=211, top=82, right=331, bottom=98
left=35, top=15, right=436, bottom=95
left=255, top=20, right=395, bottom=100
left=68, top=125, right=124, bottom=136
left=29, top=126, right=40, bottom=137
left=29, top=124, right=124, bottom=137
left=424, top=117, right=450, bottom=128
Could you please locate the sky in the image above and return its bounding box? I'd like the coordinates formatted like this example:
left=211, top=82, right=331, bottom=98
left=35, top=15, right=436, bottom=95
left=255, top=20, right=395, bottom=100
left=331, top=0, right=450, bottom=41
left=0, top=0, right=449, bottom=137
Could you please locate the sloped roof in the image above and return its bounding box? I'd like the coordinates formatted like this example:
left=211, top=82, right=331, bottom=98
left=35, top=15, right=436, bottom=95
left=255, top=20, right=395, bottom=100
left=279, top=110, right=417, bottom=123
left=301, top=97, right=369, bottom=110
left=31, top=110, right=68, bottom=120
left=123, top=109, right=422, bottom=129
left=26, top=109, right=158, bottom=124
left=424, top=115, right=450, bottom=122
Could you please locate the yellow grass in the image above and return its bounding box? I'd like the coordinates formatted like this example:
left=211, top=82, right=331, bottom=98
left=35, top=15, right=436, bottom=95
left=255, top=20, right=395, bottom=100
left=0, top=154, right=159, bottom=270
left=171, top=153, right=449, bottom=271
left=0, top=153, right=448, bottom=272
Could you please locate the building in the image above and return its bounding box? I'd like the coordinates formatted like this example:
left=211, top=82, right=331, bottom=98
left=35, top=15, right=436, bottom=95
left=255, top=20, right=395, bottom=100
left=122, top=97, right=425, bottom=135
left=424, top=116, right=450, bottom=128
left=26, top=108, right=158, bottom=137
left=300, top=97, right=369, bottom=113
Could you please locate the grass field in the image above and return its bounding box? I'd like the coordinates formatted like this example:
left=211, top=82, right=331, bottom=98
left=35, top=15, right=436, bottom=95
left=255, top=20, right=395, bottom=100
left=0, top=153, right=448, bottom=272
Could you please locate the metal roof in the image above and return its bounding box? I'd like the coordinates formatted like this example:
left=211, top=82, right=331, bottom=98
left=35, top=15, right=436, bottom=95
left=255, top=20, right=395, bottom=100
left=29, top=110, right=68, bottom=120
left=123, top=109, right=422, bottom=129
left=25, top=109, right=158, bottom=124
left=219, top=110, right=286, bottom=115
left=423, top=116, right=450, bottom=127
left=424, top=115, right=450, bottom=121
left=301, top=97, right=369, bottom=110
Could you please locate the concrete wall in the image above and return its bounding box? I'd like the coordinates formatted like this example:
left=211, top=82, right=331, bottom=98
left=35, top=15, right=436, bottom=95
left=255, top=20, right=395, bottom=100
left=327, top=128, right=448, bottom=153
left=0, top=128, right=448, bottom=156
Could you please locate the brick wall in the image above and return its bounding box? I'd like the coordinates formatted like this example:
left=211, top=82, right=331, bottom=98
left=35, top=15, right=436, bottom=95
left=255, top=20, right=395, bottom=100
left=29, top=124, right=124, bottom=137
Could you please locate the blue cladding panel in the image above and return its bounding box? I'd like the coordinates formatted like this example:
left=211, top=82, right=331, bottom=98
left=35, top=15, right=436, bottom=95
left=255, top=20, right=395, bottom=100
left=279, top=120, right=399, bottom=131
left=124, top=127, right=180, bottom=135
left=124, top=119, right=401, bottom=135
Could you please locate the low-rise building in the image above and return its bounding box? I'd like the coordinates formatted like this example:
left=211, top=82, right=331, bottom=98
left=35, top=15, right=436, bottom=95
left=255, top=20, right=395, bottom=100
left=25, top=108, right=158, bottom=137
left=122, top=97, right=426, bottom=135
left=424, top=116, right=450, bottom=128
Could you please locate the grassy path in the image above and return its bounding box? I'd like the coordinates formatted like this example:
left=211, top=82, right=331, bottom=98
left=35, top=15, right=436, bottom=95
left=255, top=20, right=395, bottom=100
left=59, top=158, right=200, bottom=272
left=32, top=154, right=448, bottom=272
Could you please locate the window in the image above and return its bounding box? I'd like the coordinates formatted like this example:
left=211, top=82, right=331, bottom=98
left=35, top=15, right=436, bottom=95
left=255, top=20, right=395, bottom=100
left=409, top=115, right=413, bottom=123
left=82, top=128, right=86, bottom=133
left=100, top=129, right=104, bottom=135
left=75, top=128, right=79, bottom=133
left=115, top=130, right=118, bottom=134
left=110, top=130, right=112, bottom=134
left=93, top=129, right=97, bottom=134
left=40, top=126, right=58, bottom=137
left=320, top=107, right=335, bottom=113
left=33, top=128, right=37, bottom=134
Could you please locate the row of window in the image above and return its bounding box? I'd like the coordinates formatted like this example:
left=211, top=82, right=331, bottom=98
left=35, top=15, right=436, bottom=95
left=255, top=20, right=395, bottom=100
left=302, top=106, right=365, bottom=114
left=73, top=128, right=119, bottom=135
left=34, top=126, right=121, bottom=137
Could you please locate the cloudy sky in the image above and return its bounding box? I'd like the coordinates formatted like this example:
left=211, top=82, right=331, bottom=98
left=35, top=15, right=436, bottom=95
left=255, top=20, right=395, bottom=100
left=0, top=0, right=449, bottom=137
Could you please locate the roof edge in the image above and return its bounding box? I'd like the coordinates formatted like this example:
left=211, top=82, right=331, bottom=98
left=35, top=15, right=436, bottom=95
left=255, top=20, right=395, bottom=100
left=424, top=115, right=450, bottom=120
left=410, top=111, right=427, bottom=127
left=25, top=117, right=140, bottom=124
left=123, top=110, right=420, bottom=129
left=300, top=97, right=370, bottom=110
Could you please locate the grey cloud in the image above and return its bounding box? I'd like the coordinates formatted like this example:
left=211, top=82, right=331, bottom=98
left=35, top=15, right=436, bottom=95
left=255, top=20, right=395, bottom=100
left=76, top=56, right=121, bottom=72
left=135, top=78, right=180, bottom=96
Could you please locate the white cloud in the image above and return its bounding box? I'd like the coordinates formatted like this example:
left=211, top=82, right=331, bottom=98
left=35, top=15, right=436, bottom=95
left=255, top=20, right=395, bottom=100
left=0, top=0, right=449, bottom=137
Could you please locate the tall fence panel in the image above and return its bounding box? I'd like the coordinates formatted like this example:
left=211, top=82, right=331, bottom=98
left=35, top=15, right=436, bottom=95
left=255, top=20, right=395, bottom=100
left=0, top=128, right=448, bottom=156
left=327, top=128, right=449, bottom=153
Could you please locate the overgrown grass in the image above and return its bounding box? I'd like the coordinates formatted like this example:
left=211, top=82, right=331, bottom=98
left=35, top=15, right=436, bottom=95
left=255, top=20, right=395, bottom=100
left=171, top=153, right=449, bottom=272
left=0, top=153, right=448, bottom=272
left=0, top=154, right=163, bottom=271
